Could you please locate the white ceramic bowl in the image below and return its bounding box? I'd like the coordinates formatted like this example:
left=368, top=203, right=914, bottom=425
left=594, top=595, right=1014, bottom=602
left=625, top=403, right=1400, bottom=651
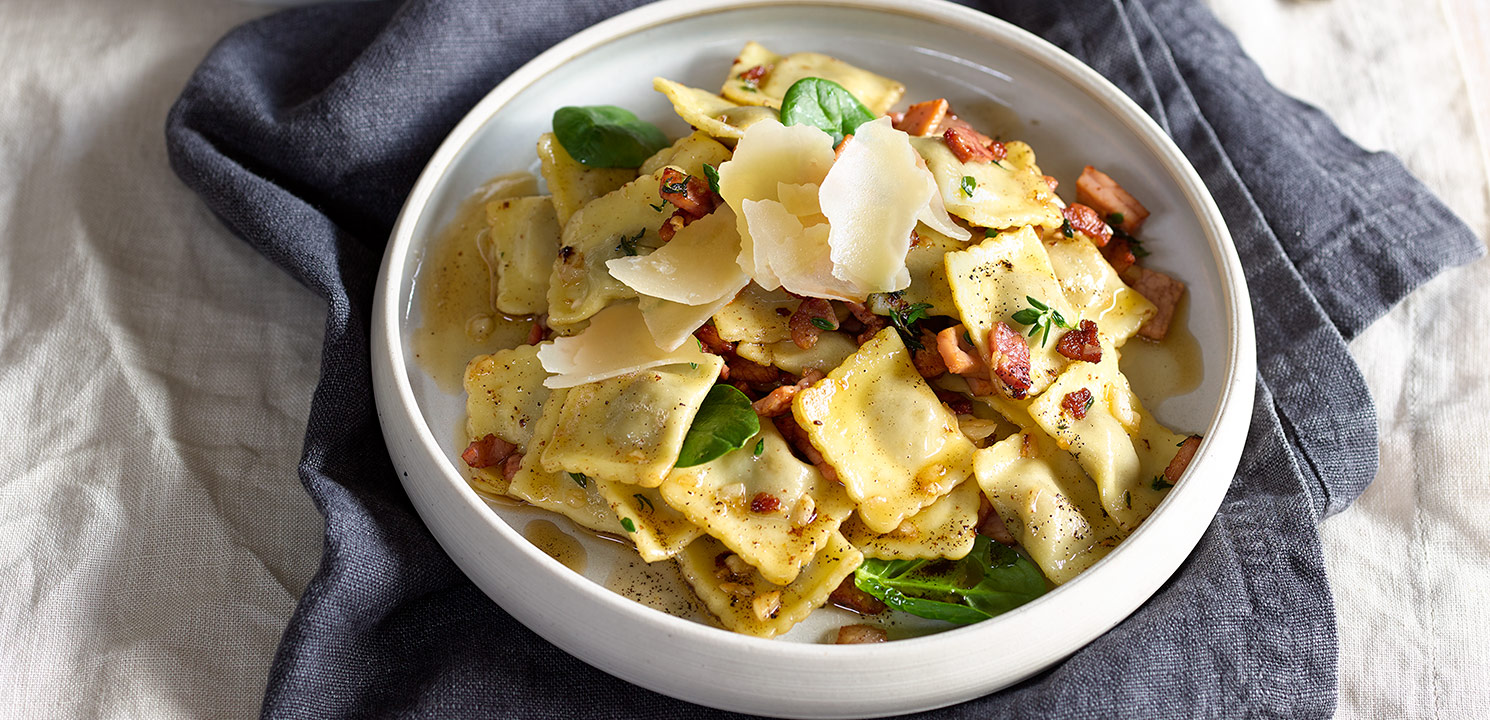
left=371, top=0, right=1257, bottom=716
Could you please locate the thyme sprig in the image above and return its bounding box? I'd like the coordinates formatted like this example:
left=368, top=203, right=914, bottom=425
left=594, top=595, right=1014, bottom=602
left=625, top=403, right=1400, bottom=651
left=1010, top=295, right=1072, bottom=347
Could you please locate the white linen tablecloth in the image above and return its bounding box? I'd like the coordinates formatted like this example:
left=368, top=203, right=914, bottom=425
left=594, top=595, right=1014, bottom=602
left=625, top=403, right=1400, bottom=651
left=0, top=0, right=1484, bottom=716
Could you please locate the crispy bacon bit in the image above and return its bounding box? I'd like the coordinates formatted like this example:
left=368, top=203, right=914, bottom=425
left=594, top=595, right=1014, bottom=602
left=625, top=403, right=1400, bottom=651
left=989, top=322, right=1032, bottom=399
left=911, top=330, right=948, bottom=379
left=836, top=624, right=888, bottom=644
left=1062, top=388, right=1094, bottom=420
left=1102, top=235, right=1138, bottom=274
left=726, top=355, right=781, bottom=388
left=789, top=298, right=838, bottom=350
left=658, top=167, right=718, bottom=218
left=908, top=228, right=921, bottom=248
left=657, top=214, right=686, bottom=242
left=1061, top=203, right=1113, bottom=247
left=461, top=434, right=517, bottom=469
left=1056, top=319, right=1102, bottom=363
left=1122, top=266, right=1186, bottom=341
left=829, top=576, right=887, bottom=615
left=943, top=125, right=998, bottom=164
left=526, top=319, right=549, bottom=346
left=739, top=64, right=770, bottom=83
left=772, top=415, right=839, bottom=484
left=1076, top=165, right=1149, bottom=234
left=750, top=492, right=780, bottom=514
left=751, top=370, right=823, bottom=418
left=893, top=98, right=950, bottom=136
left=1164, top=436, right=1202, bottom=485
left=933, top=388, right=974, bottom=416
left=936, top=325, right=990, bottom=376
left=694, top=322, right=735, bottom=355
left=1043, top=175, right=1060, bottom=192
left=499, top=453, right=524, bottom=482
left=844, top=301, right=890, bottom=344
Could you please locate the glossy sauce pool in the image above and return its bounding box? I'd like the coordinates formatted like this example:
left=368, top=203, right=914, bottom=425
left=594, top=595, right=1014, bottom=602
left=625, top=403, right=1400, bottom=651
left=410, top=174, right=1204, bottom=638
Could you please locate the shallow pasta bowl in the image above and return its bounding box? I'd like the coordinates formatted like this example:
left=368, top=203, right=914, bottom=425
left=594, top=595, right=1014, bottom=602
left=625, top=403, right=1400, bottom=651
left=370, top=0, right=1257, bottom=716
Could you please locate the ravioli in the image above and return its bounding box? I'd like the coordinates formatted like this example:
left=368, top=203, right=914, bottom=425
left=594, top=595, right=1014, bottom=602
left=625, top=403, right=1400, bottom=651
left=1044, top=232, right=1156, bottom=346
left=540, top=356, right=725, bottom=488
left=912, top=136, right=1063, bottom=231
left=507, top=388, right=626, bottom=535
left=792, top=328, right=976, bottom=534
left=974, top=431, right=1126, bottom=584
left=660, top=423, right=855, bottom=585
left=674, top=532, right=863, bottom=638
left=653, top=77, right=780, bottom=143
left=596, top=481, right=703, bottom=562
left=639, top=131, right=733, bottom=177
left=546, top=169, right=673, bottom=328
left=735, top=332, right=858, bottom=376
left=712, top=284, right=798, bottom=345
left=755, top=51, right=906, bottom=115
left=537, top=132, right=636, bottom=227
left=463, top=344, right=550, bottom=450
left=843, top=477, right=981, bottom=561
left=481, top=195, right=560, bottom=315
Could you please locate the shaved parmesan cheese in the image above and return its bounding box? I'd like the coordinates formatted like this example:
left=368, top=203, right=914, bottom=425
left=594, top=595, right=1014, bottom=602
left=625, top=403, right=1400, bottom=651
left=536, top=302, right=709, bottom=388
left=718, top=120, right=836, bottom=286
left=819, top=117, right=928, bottom=293
left=638, top=280, right=748, bottom=351
left=741, top=198, right=857, bottom=300
left=606, top=207, right=748, bottom=306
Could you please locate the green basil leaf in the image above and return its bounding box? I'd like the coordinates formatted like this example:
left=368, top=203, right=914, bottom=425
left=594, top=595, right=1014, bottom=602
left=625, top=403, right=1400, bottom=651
left=552, top=105, right=669, bottom=168
left=779, top=77, right=876, bottom=147
left=674, top=384, right=761, bottom=468
left=852, top=536, right=1046, bottom=624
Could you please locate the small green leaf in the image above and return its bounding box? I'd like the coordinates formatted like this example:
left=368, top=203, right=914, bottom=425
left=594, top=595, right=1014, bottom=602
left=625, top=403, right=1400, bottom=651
left=633, top=493, right=654, bottom=512
left=1010, top=309, right=1041, bottom=326
left=702, top=163, right=721, bottom=194
left=960, top=175, right=977, bottom=197
left=649, top=200, right=668, bottom=212
left=853, top=536, right=1047, bottom=624
left=1124, top=490, right=1132, bottom=509
left=552, top=105, right=669, bottom=168
left=675, top=384, right=761, bottom=468
left=620, top=517, right=636, bottom=533
left=779, top=77, right=876, bottom=147
left=1151, top=475, right=1175, bottom=491
left=753, top=438, right=765, bottom=457
left=1107, top=212, right=1125, bottom=226
left=568, top=472, right=589, bottom=488
left=810, top=317, right=835, bottom=331
left=1026, top=296, right=1048, bottom=311
left=615, top=228, right=644, bottom=256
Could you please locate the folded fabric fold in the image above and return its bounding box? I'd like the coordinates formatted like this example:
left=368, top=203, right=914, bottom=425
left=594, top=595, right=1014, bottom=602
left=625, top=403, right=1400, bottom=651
left=164, top=0, right=1482, bottom=717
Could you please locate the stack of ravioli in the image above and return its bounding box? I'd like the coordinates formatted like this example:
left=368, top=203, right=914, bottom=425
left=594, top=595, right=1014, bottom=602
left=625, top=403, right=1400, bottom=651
left=460, top=43, right=1194, bottom=638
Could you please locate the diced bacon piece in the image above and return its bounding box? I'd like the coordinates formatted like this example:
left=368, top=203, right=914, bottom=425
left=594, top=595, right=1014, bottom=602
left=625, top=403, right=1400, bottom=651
left=834, top=134, right=853, bottom=159
left=1102, top=235, right=1138, bottom=274
left=912, top=330, right=947, bottom=379
left=526, top=319, right=549, bottom=346
left=1061, top=203, right=1113, bottom=247
left=1061, top=388, right=1094, bottom=420
left=989, top=322, right=1032, bottom=399
left=943, top=126, right=997, bottom=164
left=829, top=576, right=887, bottom=615
left=1043, top=175, right=1059, bottom=192
left=461, top=433, right=516, bottom=469
left=935, top=115, right=1000, bottom=154
left=933, top=388, right=973, bottom=416
left=893, top=98, right=949, bottom=136
left=750, top=492, right=780, bottom=514
left=772, top=415, right=839, bottom=484
left=658, top=167, right=718, bottom=218
left=726, top=354, right=782, bottom=388
left=789, top=298, right=839, bottom=350
left=1122, top=266, right=1186, bottom=341
left=751, top=370, right=823, bottom=418
left=657, top=214, right=685, bottom=242
left=499, top=453, right=524, bottom=482
left=1076, top=166, right=1149, bottom=234
left=1056, top=319, right=1102, bottom=363
left=740, top=64, right=770, bottom=83
left=843, top=301, right=890, bottom=345
left=693, top=322, right=735, bottom=355
left=836, top=624, right=888, bottom=644
left=1164, top=435, right=1202, bottom=484
left=936, top=325, right=990, bottom=376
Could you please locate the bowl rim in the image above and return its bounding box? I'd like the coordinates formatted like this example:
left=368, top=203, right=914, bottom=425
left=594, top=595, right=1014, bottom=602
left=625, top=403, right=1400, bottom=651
left=371, top=0, right=1257, bottom=715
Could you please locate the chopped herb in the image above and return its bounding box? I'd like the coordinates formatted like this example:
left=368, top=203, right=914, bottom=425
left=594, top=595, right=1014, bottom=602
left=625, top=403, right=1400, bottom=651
left=1177, top=439, right=1187, bottom=447
left=633, top=493, right=654, bottom=512
left=702, top=163, right=721, bottom=194
left=552, top=105, right=669, bottom=168
left=616, top=228, right=645, bottom=256
left=810, top=317, right=835, bottom=331
left=960, top=175, right=977, bottom=198
left=1009, top=295, right=1073, bottom=347
left=649, top=200, right=669, bottom=212
left=661, top=178, right=689, bottom=194
left=1152, top=475, right=1175, bottom=491
left=620, top=517, right=636, bottom=533
left=1061, top=218, right=1074, bottom=238
left=753, top=438, right=765, bottom=457
left=963, top=330, right=974, bottom=346
left=689, top=362, right=698, bottom=370
left=889, top=302, right=934, bottom=350
left=1112, top=225, right=1150, bottom=258
left=568, top=472, right=589, bottom=488
left=1083, top=394, right=1095, bottom=415
left=1124, top=490, right=1132, bottom=509
left=1056, top=421, right=1069, bottom=431
left=1107, top=212, right=1125, bottom=226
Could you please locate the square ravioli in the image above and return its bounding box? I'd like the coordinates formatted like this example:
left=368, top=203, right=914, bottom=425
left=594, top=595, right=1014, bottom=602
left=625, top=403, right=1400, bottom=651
left=463, top=344, right=550, bottom=451
left=974, top=431, right=1126, bottom=584
left=536, top=132, right=635, bottom=227
left=792, top=328, right=976, bottom=535
left=540, top=356, right=725, bottom=487
left=912, top=137, right=1063, bottom=231
left=507, top=388, right=625, bottom=536
left=945, top=226, right=1075, bottom=397
left=659, top=423, right=854, bottom=586
left=674, top=532, right=862, bottom=638
left=595, top=481, right=702, bottom=562
left=1044, top=232, right=1156, bottom=346
left=843, top=477, right=981, bottom=561
left=482, top=195, right=560, bottom=316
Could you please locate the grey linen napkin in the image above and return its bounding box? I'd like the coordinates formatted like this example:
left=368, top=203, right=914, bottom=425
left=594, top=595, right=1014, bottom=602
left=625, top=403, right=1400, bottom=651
left=164, top=0, right=1484, bottom=717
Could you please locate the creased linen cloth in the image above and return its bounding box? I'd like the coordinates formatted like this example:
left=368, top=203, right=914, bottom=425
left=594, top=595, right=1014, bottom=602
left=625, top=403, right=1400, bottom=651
left=163, top=0, right=1482, bottom=716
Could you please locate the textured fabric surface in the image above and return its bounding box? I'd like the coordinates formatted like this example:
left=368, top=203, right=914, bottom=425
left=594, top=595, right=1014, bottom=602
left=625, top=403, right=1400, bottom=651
left=158, top=0, right=1483, bottom=718
left=3, top=0, right=1487, bottom=717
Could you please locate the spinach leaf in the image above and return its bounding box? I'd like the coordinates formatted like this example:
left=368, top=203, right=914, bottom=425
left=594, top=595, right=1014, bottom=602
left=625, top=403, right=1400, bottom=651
left=552, top=105, right=669, bottom=168
left=674, top=384, right=761, bottom=468
left=853, top=535, right=1047, bottom=624
left=779, top=77, right=876, bottom=147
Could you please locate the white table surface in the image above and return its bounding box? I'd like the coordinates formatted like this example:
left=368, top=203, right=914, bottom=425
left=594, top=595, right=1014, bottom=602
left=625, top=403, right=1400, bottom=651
left=0, top=0, right=1484, bottom=717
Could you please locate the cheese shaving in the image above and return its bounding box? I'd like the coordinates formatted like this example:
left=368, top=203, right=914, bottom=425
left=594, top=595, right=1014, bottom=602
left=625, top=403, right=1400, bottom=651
left=819, top=117, right=928, bottom=292
left=606, top=206, right=748, bottom=306
left=536, top=302, right=709, bottom=388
